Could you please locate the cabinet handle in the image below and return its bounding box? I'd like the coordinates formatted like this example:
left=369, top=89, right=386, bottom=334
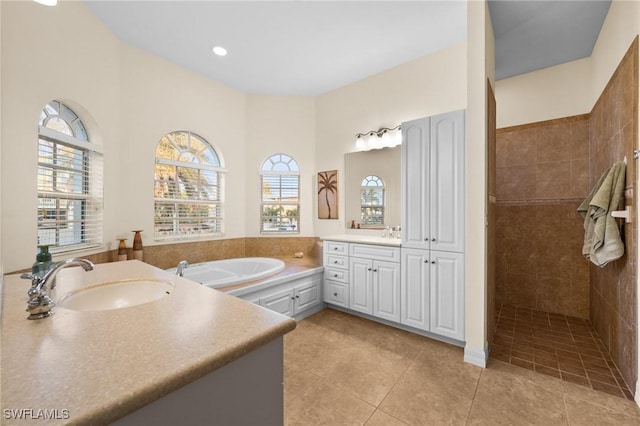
left=333, top=292, right=338, bottom=297
left=424, top=237, right=429, bottom=241
left=333, top=260, right=339, bottom=264
left=291, top=297, right=295, bottom=300
left=367, top=268, right=372, bottom=271
left=333, top=247, right=339, bottom=250
left=334, top=274, right=339, bottom=278
left=424, top=259, right=429, bottom=263
left=431, top=260, right=436, bottom=264
left=373, top=269, right=378, bottom=272
left=296, top=295, right=300, bottom=299
left=432, top=238, right=436, bottom=242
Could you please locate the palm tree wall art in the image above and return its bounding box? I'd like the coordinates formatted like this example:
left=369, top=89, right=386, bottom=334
left=317, top=170, right=338, bottom=219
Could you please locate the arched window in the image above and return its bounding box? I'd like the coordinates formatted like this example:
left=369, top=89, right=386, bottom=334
left=360, top=175, right=384, bottom=225
left=260, top=154, right=300, bottom=233
left=154, top=131, right=225, bottom=239
left=37, top=100, right=103, bottom=252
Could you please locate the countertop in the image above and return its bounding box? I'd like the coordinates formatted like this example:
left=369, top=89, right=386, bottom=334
left=0, top=260, right=297, bottom=425
left=320, top=234, right=402, bottom=247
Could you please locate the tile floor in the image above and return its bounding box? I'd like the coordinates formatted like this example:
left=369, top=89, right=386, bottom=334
left=284, top=308, right=640, bottom=425
left=490, top=304, right=633, bottom=400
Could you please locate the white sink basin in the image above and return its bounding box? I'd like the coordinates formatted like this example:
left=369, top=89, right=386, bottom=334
left=58, top=279, right=174, bottom=312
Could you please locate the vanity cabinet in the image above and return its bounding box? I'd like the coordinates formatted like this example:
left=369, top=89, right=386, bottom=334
left=323, top=241, right=350, bottom=308
left=400, top=109, right=465, bottom=342
left=401, top=248, right=464, bottom=341
left=401, top=110, right=465, bottom=253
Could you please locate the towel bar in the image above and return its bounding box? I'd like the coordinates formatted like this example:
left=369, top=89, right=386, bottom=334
left=611, top=206, right=631, bottom=223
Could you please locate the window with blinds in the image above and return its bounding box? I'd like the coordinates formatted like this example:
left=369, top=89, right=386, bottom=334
left=261, top=154, right=300, bottom=233
left=37, top=101, right=103, bottom=252
left=360, top=175, right=385, bottom=226
left=154, top=131, right=225, bottom=239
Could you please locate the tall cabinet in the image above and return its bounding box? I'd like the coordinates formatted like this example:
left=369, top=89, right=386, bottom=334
left=401, top=110, right=465, bottom=341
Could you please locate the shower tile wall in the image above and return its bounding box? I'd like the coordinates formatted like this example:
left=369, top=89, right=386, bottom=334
left=495, top=115, right=591, bottom=319
left=589, top=36, right=638, bottom=394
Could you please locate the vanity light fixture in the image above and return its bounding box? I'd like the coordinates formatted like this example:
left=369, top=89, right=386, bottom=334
left=212, top=46, right=228, bottom=56
left=355, top=125, right=402, bottom=150
left=33, top=0, right=57, bottom=5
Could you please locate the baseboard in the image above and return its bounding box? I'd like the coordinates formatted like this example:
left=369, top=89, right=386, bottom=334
left=463, top=346, right=488, bottom=368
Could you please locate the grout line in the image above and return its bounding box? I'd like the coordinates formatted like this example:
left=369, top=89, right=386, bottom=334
left=464, top=366, right=485, bottom=425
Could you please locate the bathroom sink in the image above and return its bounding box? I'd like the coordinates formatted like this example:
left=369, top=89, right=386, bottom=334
left=57, top=279, right=174, bottom=312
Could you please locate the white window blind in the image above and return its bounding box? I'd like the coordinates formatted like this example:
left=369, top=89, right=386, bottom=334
left=154, top=131, right=225, bottom=239
left=37, top=101, right=103, bottom=252
left=260, top=154, right=300, bottom=233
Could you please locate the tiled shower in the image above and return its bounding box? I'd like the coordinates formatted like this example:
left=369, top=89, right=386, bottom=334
left=491, top=37, right=638, bottom=398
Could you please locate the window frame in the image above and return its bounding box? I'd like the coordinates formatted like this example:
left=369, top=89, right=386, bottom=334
left=37, top=101, right=104, bottom=254
left=260, top=154, right=300, bottom=234
left=360, top=175, right=385, bottom=227
left=153, top=131, right=225, bottom=241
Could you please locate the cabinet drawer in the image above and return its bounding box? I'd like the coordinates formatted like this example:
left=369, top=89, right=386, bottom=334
left=324, top=281, right=349, bottom=308
left=350, top=243, right=400, bottom=262
left=324, top=267, right=348, bottom=283
left=324, top=253, right=348, bottom=270
left=324, top=241, right=349, bottom=255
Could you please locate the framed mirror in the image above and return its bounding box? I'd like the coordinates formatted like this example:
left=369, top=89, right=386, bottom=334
left=344, top=146, right=401, bottom=229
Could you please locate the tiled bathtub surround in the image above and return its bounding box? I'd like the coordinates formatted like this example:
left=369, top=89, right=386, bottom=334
left=491, top=304, right=633, bottom=400
left=589, top=37, right=638, bottom=396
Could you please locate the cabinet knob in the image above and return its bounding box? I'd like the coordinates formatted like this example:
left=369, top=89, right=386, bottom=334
left=432, top=238, right=436, bottom=242
left=367, top=268, right=372, bottom=271
left=334, top=274, right=339, bottom=278
left=424, top=259, right=429, bottom=263
left=296, top=295, right=300, bottom=299
left=333, top=260, right=338, bottom=264
left=431, top=260, right=436, bottom=264
left=333, top=292, right=338, bottom=297
left=424, top=237, right=429, bottom=241
left=333, top=247, right=339, bottom=250
left=373, top=269, right=378, bottom=272
left=291, top=297, right=295, bottom=300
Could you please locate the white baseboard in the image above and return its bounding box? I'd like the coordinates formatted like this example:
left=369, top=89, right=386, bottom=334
left=464, top=346, right=488, bottom=368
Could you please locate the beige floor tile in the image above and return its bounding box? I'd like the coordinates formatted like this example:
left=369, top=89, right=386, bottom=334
left=474, top=363, right=567, bottom=425
left=561, top=381, right=640, bottom=420
left=365, top=409, right=408, bottom=426
left=407, top=341, right=482, bottom=400
left=285, top=380, right=375, bottom=426
left=284, top=324, right=354, bottom=377
left=379, top=371, right=473, bottom=425
left=285, top=363, right=321, bottom=403
left=564, top=395, right=640, bottom=425
left=323, top=340, right=412, bottom=406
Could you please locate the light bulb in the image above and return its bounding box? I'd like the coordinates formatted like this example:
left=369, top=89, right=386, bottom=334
left=355, top=137, right=365, bottom=150
left=34, top=0, right=57, bottom=5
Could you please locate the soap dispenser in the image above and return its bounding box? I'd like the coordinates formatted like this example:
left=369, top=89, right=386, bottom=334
left=32, top=245, right=53, bottom=278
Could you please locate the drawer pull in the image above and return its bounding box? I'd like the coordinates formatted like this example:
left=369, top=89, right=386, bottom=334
left=431, top=260, right=436, bottom=264
left=424, top=259, right=429, bottom=263
left=333, top=260, right=339, bottom=264
left=424, top=237, right=429, bottom=241
left=373, top=269, right=378, bottom=272
left=296, top=295, right=300, bottom=299
left=432, top=238, right=436, bottom=242
left=334, top=274, right=339, bottom=278
left=333, top=247, right=339, bottom=250
left=333, top=292, right=338, bottom=297
left=367, top=268, right=372, bottom=271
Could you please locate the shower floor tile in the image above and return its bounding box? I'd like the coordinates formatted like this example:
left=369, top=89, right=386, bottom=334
left=490, top=304, right=634, bottom=400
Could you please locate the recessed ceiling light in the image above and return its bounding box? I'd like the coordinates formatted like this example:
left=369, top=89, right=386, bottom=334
left=212, top=46, right=227, bottom=56
left=34, top=0, right=57, bottom=6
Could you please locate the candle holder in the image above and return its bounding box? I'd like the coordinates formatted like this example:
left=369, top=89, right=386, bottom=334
left=132, top=230, right=144, bottom=261
left=117, top=238, right=128, bottom=261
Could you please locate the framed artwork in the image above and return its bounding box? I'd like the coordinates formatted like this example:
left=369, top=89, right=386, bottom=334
left=317, top=170, right=338, bottom=219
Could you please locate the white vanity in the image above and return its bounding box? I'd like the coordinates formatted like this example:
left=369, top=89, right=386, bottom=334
left=323, top=108, right=466, bottom=344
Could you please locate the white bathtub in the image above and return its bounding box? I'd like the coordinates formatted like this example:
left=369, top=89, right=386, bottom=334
left=168, top=257, right=286, bottom=288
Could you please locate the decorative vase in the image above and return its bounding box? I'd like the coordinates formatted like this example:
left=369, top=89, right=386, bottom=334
left=132, top=230, right=144, bottom=261
left=117, top=238, right=128, bottom=261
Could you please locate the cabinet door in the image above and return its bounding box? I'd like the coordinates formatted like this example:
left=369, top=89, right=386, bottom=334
left=400, top=248, right=429, bottom=331
left=294, top=278, right=321, bottom=313
left=430, top=110, right=464, bottom=253
left=372, top=260, right=401, bottom=322
left=260, top=288, right=294, bottom=317
left=350, top=257, right=373, bottom=315
left=429, top=251, right=464, bottom=341
left=401, top=117, right=430, bottom=250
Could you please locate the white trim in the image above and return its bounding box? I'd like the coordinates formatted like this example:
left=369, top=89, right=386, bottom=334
left=39, top=126, right=103, bottom=154
left=259, top=170, right=299, bottom=176
left=463, top=346, right=487, bottom=368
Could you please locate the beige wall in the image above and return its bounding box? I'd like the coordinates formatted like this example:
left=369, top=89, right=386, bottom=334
left=314, top=43, right=467, bottom=237
left=244, top=96, right=316, bottom=237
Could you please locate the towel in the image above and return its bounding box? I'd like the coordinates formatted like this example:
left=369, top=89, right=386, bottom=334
left=577, top=161, right=626, bottom=267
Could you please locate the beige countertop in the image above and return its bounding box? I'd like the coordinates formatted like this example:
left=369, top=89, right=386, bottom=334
left=320, top=233, right=402, bottom=247
left=0, top=260, right=297, bottom=425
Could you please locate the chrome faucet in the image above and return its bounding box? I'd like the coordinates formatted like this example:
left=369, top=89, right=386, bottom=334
left=175, top=260, right=189, bottom=277
left=21, top=258, right=94, bottom=320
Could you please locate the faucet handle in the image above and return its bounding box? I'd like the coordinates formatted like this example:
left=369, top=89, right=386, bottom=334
left=21, top=273, right=40, bottom=286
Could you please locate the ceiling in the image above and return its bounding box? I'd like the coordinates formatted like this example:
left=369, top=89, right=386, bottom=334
left=85, top=0, right=611, bottom=96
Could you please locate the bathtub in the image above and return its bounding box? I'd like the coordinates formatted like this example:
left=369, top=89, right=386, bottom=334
left=168, top=257, right=286, bottom=288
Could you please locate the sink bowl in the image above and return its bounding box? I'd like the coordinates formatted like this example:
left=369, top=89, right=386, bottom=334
left=58, top=279, right=174, bottom=312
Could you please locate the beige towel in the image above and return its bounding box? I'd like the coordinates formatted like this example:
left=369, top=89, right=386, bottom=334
left=577, top=161, right=626, bottom=267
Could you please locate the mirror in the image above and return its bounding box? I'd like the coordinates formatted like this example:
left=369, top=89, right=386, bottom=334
left=344, top=146, right=401, bottom=229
